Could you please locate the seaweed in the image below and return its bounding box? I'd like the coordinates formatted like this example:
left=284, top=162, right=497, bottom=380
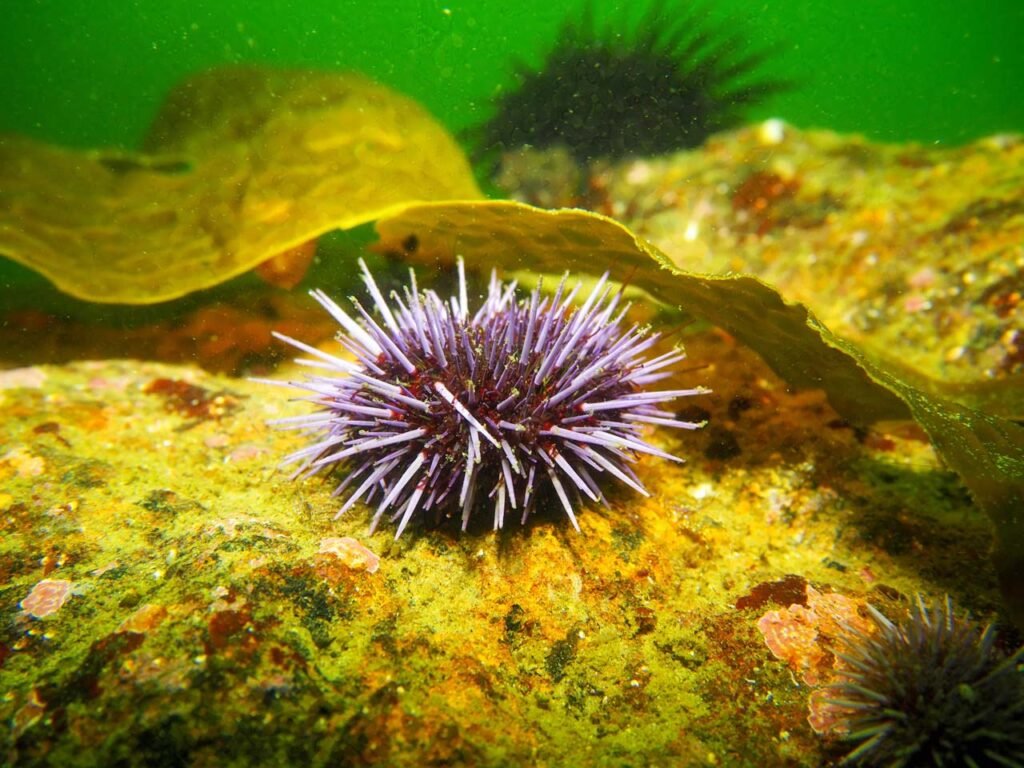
left=0, top=67, right=482, bottom=304
left=373, top=201, right=1024, bottom=628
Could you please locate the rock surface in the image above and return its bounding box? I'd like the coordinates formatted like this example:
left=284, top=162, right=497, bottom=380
left=0, top=340, right=997, bottom=765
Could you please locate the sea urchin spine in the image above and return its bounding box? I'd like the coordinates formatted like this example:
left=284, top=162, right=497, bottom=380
left=825, top=595, right=1024, bottom=767
left=267, top=259, right=707, bottom=538
left=477, top=1, right=790, bottom=165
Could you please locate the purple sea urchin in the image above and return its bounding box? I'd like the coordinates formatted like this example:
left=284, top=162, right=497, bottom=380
left=476, top=2, right=789, bottom=166
left=825, top=595, right=1024, bottom=768
left=268, top=260, right=707, bottom=538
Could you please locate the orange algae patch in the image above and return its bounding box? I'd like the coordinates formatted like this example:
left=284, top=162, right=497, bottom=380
left=117, top=604, right=169, bottom=635
left=1, top=447, right=46, bottom=479
left=20, top=578, right=74, bottom=618
left=756, top=584, right=872, bottom=687
left=808, top=687, right=853, bottom=737
left=755, top=584, right=880, bottom=734
left=319, top=537, right=380, bottom=573
left=757, top=604, right=823, bottom=686
left=142, top=377, right=240, bottom=421
left=255, top=238, right=318, bottom=290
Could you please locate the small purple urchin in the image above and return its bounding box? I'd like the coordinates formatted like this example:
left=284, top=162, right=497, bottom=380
left=267, top=259, right=708, bottom=538
left=825, top=595, right=1024, bottom=768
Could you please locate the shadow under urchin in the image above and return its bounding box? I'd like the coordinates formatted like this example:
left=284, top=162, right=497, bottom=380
left=475, top=0, right=791, bottom=167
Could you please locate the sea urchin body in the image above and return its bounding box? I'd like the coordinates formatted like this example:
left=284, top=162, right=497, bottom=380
left=477, top=2, right=789, bottom=166
left=268, top=260, right=707, bottom=538
left=825, top=595, right=1024, bottom=768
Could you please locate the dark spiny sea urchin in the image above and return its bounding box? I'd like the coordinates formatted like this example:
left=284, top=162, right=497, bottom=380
left=476, top=1, right=789, bottom=166
left=267, top=259, right=707, bottom=538
left=825, top=595, right=1024, bottom=768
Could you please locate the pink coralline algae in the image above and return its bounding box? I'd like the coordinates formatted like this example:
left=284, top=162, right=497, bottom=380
left=755, top=583, right=876, bottom=735
left=757, top=602, right=824, bottom=685
left=318, top=536, right=380, bottom=573
left=20, top=579, right=75, bottom=618
left=0, top=366, right=47, bottom=390
left=756, top=584, right=873, bottom=686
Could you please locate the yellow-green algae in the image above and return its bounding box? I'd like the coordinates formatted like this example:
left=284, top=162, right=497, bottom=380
left=574, top=127, right=1024, bottom=397
left=0, top=68, right=1020, bottom=626
left=0, top=347, right=999, bottom=765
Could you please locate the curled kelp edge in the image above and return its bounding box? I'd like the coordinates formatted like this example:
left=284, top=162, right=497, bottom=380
left=0, top=67, right=483, bottom=305
left=373, top=200, right=1024, bottom=629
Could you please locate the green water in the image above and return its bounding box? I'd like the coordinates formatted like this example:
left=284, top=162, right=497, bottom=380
left=3, top=0, right=1023, bottom=150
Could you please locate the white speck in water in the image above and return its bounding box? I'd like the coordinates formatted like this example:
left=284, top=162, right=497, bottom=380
left=689, top=483, right=714, bottom=501
left=758, top=119, right=786, bottom=145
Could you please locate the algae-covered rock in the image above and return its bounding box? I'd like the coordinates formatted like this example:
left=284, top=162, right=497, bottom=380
left=1, top=64, right=1022, bottom=766
left=0, top=356, right=1001, bottom=766
left=554, top=126, right=1024, bottom=401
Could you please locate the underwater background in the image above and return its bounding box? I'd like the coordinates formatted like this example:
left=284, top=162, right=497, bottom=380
left=4, top=1, right=1024, bottom=148
left=2, top=2, right=1024, bottom=767
left=3, top=1, right=1023, bottom=294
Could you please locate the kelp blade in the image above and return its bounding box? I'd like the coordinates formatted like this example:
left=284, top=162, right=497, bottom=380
left=374, top=200, right=1024, bottom=628
left=0, top=67, right=482, bottom=304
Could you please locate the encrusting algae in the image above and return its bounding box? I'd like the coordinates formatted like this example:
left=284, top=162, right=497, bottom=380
left=0, top=350, right=1006, bottom=766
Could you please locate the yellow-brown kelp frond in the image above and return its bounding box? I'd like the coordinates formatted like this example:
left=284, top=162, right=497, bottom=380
left=373, top=200, right=1024, bottom=630
left=0, top=66, right=482, bottom=304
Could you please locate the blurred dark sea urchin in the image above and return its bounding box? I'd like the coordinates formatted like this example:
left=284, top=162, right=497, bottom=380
left=264, top=262, right=707, bottom=537
left=475, top=1, right=790, bottom=167
left=825, top=595, right=1024, bottom=768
